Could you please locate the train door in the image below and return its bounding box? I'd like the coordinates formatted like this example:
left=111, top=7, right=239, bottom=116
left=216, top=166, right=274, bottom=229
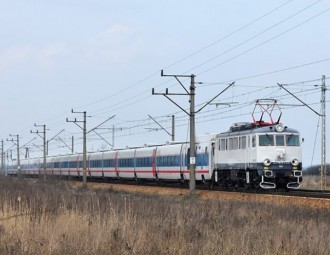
left=87, top=155, right=91, bottom=177
left=250, top=135, right=257, bottom=167
left=101, top=152, right=105, bottom=178
left=114, top=152, right=119, bottom=178
left=152, top=149, right=157, bottom=179
left=179, top=144, right=184, bottom=181
left=185, top=144, right=196, bottom=180
left=211, top=139, right=215, bottom=173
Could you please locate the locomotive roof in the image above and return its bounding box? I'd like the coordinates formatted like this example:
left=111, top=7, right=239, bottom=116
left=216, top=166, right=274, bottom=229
left=217, top=123, right=299, bottom=137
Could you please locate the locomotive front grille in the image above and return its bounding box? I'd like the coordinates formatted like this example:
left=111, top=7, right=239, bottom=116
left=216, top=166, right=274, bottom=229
left=264, top=170, right=273, bottom=177
left=294, top=170, right=302, bottom=177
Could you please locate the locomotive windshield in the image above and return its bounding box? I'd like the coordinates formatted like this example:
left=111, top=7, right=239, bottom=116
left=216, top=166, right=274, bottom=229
left=258, top=134, right=300, bottom=146
left=276, top=135, right=285, bottom=146
left=259, top=134, right=274, bottom=146
left=286, top=134, right=300, bottom=146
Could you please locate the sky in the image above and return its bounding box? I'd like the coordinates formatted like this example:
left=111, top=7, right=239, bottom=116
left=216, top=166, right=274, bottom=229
left=0, top=0, right=329, bottom=167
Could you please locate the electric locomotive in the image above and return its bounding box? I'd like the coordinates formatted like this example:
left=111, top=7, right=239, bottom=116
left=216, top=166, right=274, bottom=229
left=213, top=121, right=302, bottom=189
left=213, top=99, right=302, bottom=189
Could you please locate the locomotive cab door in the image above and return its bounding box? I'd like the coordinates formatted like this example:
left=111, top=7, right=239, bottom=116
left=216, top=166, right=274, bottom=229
left=210, top=140, right=215, bottom=172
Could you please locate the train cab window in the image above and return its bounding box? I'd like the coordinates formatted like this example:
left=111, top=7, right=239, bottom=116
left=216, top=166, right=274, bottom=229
left=259, top=135, right=274, bottom=146
left=276, top=135, right=285, bottom=146
left=286, top=134, right=300, bottom=146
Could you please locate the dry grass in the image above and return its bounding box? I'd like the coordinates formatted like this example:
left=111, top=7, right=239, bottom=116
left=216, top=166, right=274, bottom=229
left=301, top=175, right=330, bottom=190
left=0, top=177, right=329, bottom=255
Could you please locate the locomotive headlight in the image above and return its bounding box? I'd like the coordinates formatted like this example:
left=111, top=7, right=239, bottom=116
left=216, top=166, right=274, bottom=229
left=275, top=123, right=284, bottom=132
left=291, top=158, right=299, bottom=166
left=263, top=158, right=272, bottom=166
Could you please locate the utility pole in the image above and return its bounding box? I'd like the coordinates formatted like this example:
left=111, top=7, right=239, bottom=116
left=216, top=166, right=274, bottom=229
left=278, top=76, right=327, bottom=190
left=153, top=71, right=196, bottom=195
left=171, top=115, right=175, bottom=141
left=94, top=125, right=124, bottom=149
left=153, top=70, right=234, bottom=195
left=87, top=115, right=116, bottom=149
left=31, top=124, right=47, bottom=177
left=107, top=125, right=127, bottom=148
left=72, top=136, right=74, bottom=153
left=189, top=74, right=196, bottom=194
left=53, top=136, right=74, bottom=154
left=19, top=137, right=37, bottom=159
left=47, top=129, right=65, bottom=155
left=320, top=75, right=327, bottom=190
left=7, top=134, right=20, bottom=173
left=67, top=109, right=87, bottom=187
left=112, top=125, right=115, bottom=147
left=147, top=115, right=175, bottom=141
left=1, top=140, right=4, bottom=175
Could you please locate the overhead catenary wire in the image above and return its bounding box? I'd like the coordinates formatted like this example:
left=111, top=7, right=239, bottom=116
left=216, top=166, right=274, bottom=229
left=25, top=5, right=328, bottom=140
left=75, top=86, right=323, bottom=142
left=197, top=7, right=330, bottom=77
left=43, top=1, right=318, bottom=122
left=10, top=1, right=329, bottom=158
left=183, top=0, right=322, bottom=75
left=39, top=82, right=323, bottom=145
left=66, top=0, right=296, bottom=112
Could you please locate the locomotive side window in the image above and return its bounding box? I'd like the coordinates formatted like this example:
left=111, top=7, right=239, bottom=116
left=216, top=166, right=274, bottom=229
left=228, top=138, right=233, bottom=150
left=220, top=139, right=226, bottom=151
left=239, top=136, right=246, bottom=149
left=276, top=135, right=285, bottom=146
left=252, top=136, right=256, bottom=147
left=233, top=137, right=238, bottom=150
left=286, top=134, right=300, bottom=146
left=259, top=134, right=274, bottom=146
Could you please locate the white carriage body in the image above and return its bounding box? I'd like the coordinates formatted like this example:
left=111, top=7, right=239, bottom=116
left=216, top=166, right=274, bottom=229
left=89, top=152, right=103, bottom=177
left=134, top=146, right=156, bottom=179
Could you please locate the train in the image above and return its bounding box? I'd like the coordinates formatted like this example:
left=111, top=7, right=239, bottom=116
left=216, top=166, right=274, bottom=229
left=6, top=119, right=303, bottom=190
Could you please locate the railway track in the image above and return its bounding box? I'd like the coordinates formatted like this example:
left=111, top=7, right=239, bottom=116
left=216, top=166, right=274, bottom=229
left=12, top=174, right=330, bottom=200
left=63, top=178, right=330, bottom=210
left=66, top=177, right=330, bottom=200
left=274, top=188, right=330, bottom=199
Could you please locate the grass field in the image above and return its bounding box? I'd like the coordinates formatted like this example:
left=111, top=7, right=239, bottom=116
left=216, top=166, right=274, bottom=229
left=0, top=177, right=329, bottom=255
left=301, top=175, right=330, bottom=190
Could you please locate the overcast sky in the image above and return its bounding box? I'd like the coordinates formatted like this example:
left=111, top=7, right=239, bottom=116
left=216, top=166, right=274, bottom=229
left=1, top=0, right=329, bottom=166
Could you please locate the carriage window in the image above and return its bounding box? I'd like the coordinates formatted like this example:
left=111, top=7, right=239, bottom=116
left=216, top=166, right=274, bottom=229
left=276, top=135, right=285, bottom=146
left=259, top=135, right=274, bottom=146
left=286, top=134, right=300, bottom=146
left=239, top=136, right=246, bottom=149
